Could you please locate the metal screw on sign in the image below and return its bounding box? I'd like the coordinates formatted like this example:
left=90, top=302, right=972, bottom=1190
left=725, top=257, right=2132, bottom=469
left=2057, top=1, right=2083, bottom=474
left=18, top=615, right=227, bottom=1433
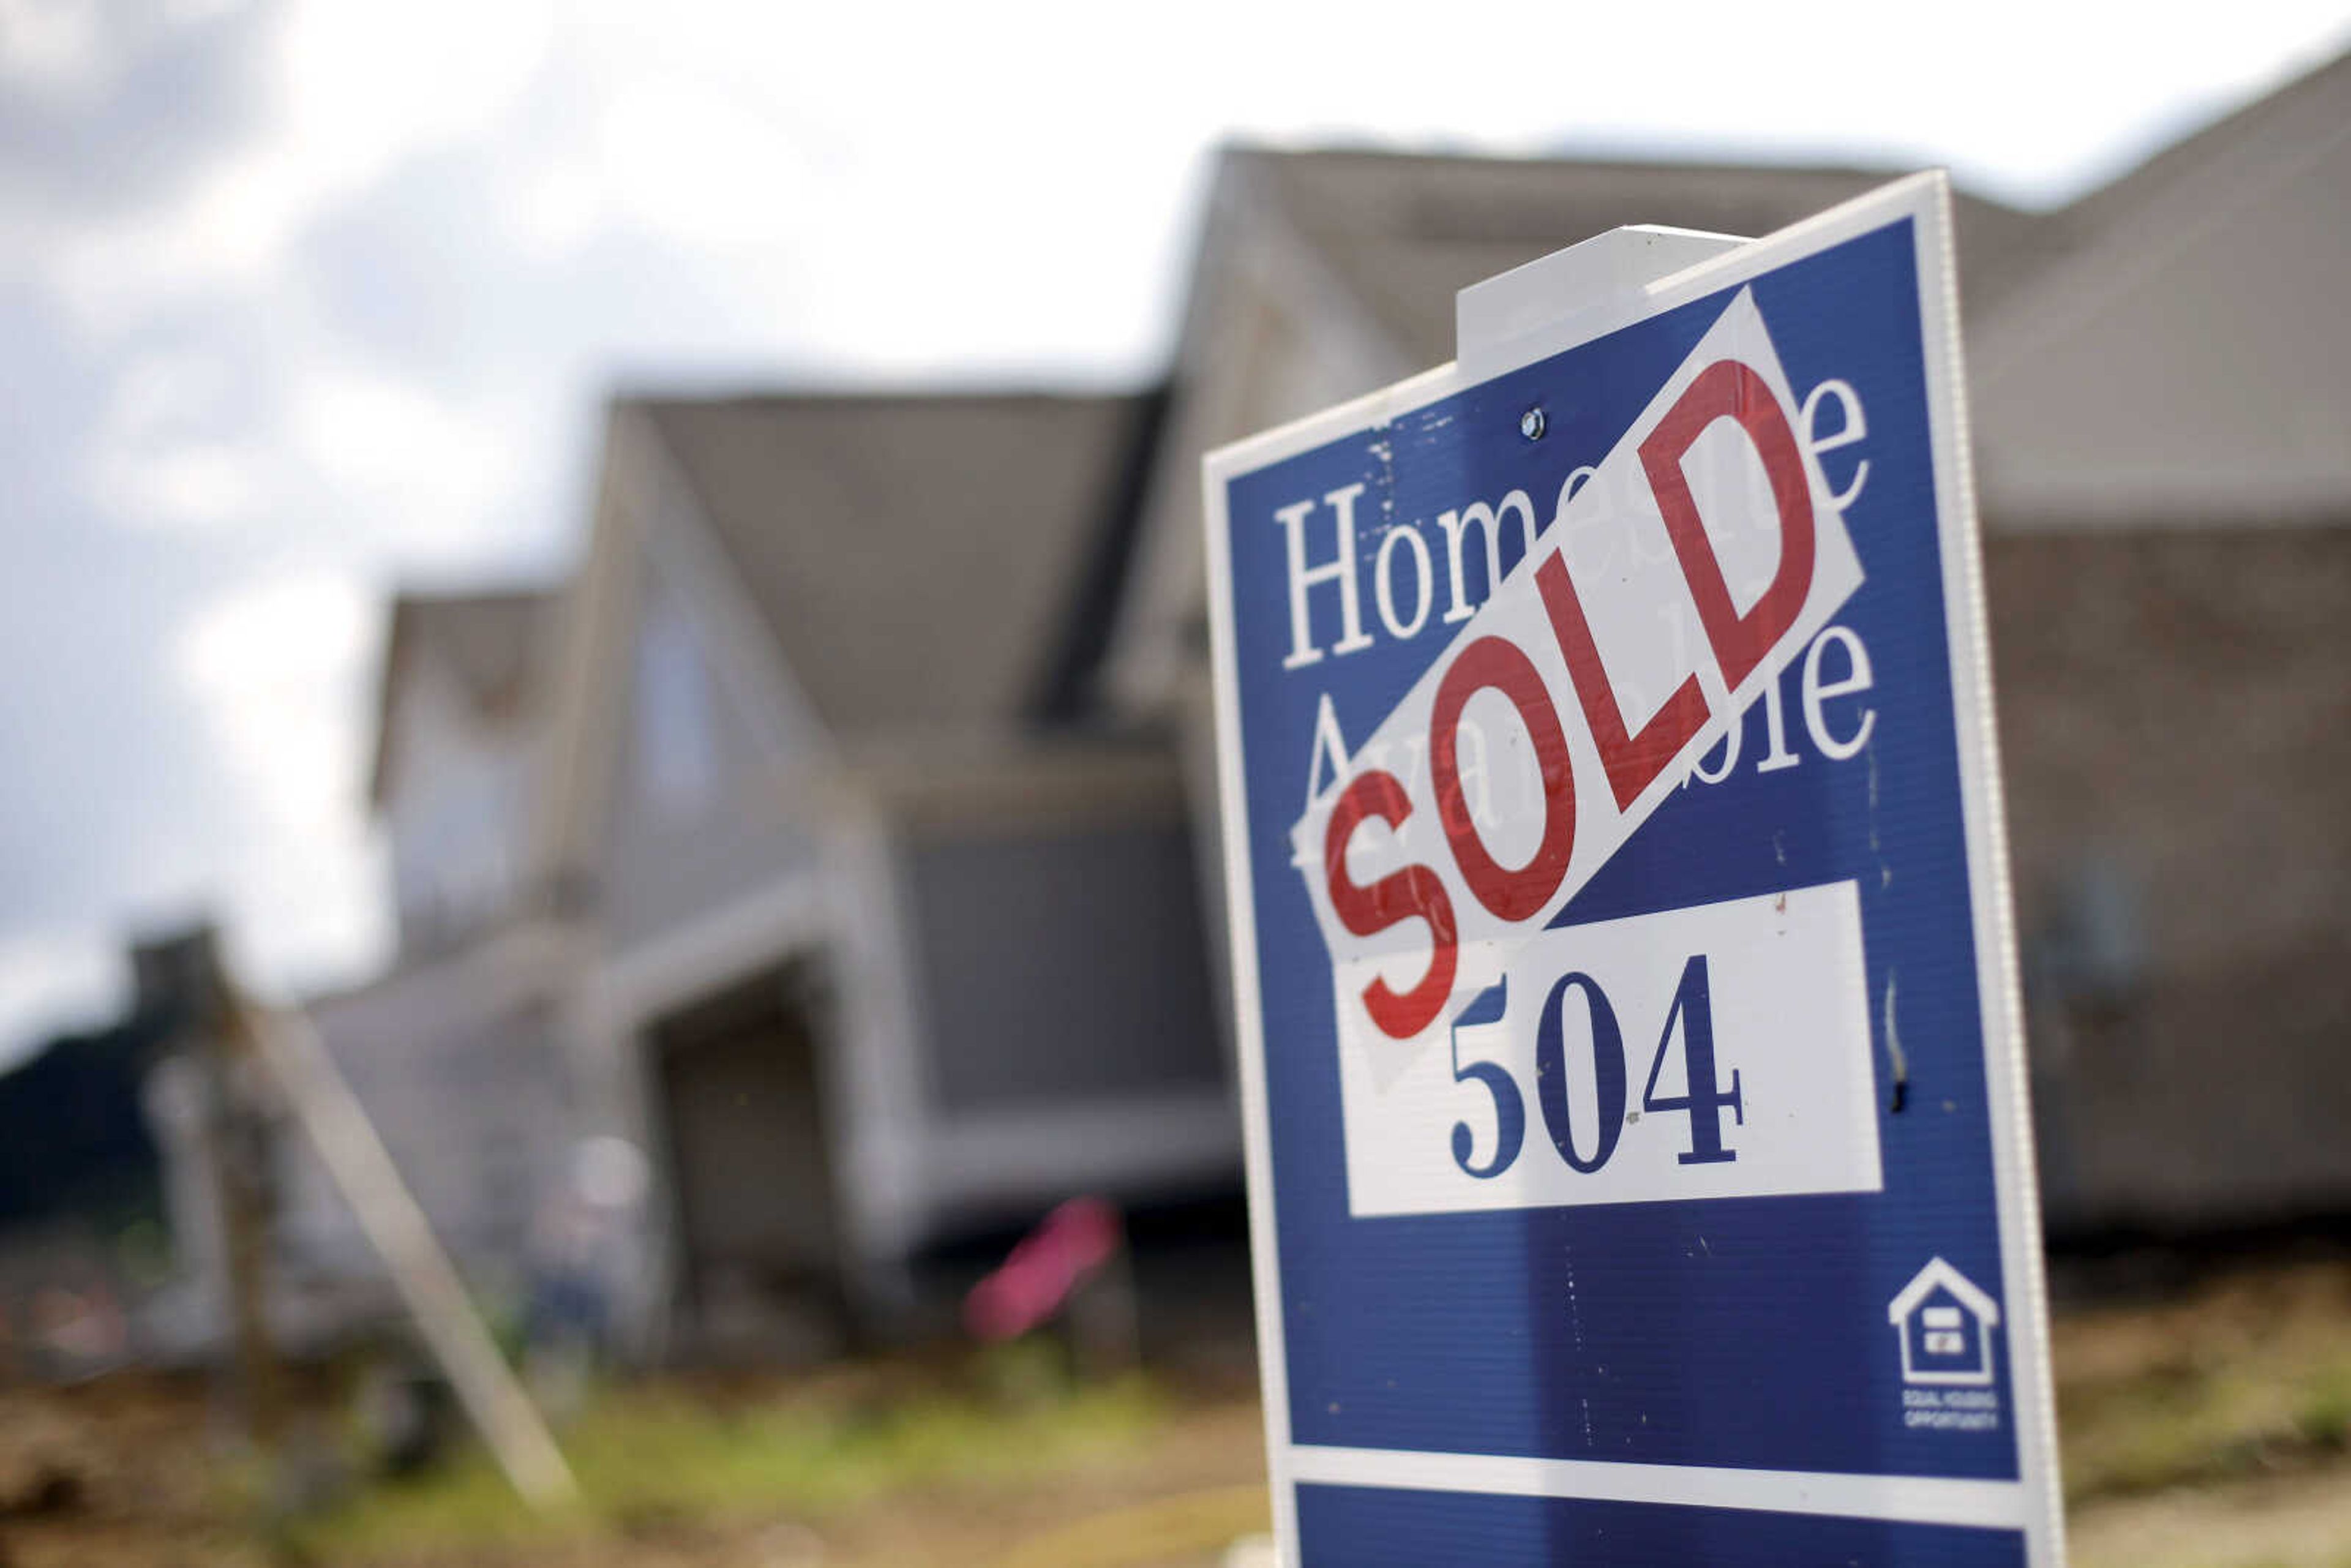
left=1519, top=406, right=1546, bottom=441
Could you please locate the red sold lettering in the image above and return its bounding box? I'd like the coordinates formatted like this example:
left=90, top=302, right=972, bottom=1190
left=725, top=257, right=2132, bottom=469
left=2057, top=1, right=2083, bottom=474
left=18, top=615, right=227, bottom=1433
left=1428, top=636, right=1577, bottom=923
left=1640, top=359, right=1817, bottom=691
left=1321, top=359, right=1823, bottom=1026
left=1535, top=553, right=1711, bottom=811
left=1324, top=770, right=1458, bottom=1038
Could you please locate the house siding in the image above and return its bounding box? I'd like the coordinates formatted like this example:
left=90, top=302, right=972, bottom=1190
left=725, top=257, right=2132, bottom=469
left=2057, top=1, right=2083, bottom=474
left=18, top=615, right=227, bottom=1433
left=902, top=819, right=1225, bottom=1116
left=282, top=956, right=570, bottom=1289
left=600, top=565, right=819, bottom=956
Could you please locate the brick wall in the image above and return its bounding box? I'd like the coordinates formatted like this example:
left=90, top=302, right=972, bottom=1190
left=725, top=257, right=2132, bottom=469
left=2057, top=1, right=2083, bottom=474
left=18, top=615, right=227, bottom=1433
left=1986, top=527, right=2351, bottom=1231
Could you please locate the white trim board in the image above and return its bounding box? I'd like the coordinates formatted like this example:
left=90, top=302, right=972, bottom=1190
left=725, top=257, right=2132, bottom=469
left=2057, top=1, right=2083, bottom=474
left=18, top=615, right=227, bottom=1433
left=1288, top=1446, right=2028, bottom=1531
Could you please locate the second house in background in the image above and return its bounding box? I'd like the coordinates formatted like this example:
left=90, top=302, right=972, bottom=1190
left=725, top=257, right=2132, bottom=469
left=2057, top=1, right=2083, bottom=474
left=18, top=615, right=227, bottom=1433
left=533, top=391, right=1232, bottom=1356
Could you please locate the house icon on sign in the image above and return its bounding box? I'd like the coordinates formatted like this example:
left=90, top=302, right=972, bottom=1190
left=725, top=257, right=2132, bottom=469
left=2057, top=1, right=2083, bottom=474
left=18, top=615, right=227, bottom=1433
left=1888, top=1258, right=2001, bottom=1386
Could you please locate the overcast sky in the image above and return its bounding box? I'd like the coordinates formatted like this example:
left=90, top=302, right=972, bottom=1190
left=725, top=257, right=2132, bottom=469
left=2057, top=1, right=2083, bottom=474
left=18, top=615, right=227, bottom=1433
left=1, top=0, right=2344, bottom=1066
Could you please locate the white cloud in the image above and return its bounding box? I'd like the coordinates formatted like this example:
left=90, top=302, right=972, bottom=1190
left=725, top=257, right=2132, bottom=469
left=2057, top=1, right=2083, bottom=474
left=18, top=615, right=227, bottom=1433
left=83, top=350, right=271, bottom=528
left=91, top=440, right=271, bottom=528
left=31, top=0, right=2351, bottom=340
left=174, top=572, right=389, bottom=992
left=106, top=349, right=241, bottom=437
left=178, top=570, right=373, bottom=835
left=287, top=370, right=518, bottom=556
left=505, top=160, right=606, bottom=258
left=86, top=347, right=527, bottom=552
left=39, top=0, right=556, bottom=330
left=0, top=931, right=123, bottom=1071
left=546, top=0, right=2350, bottom=208
left=274, top=0, right=553, bottom=188
left=593, top=73, right=825, bottom=253
left=0, top=0, right=105, bottom=92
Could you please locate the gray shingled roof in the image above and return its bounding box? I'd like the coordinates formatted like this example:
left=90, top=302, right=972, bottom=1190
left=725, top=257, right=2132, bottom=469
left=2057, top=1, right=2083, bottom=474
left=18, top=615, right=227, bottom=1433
left=1226, top=148, right=2049, bottom=366
left=637, top=392, right=1157, bottom=737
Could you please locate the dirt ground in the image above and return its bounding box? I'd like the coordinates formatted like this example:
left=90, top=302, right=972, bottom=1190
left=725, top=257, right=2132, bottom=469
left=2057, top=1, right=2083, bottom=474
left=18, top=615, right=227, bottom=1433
left=4, top=1255, right=2348, bottom=1568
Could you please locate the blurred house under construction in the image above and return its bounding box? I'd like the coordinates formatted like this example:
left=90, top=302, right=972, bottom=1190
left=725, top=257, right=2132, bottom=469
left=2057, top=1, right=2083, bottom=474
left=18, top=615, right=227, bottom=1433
left=529, top=392, right=1228, bottom=1354
left=125, top=48, right=2351, bottom=1362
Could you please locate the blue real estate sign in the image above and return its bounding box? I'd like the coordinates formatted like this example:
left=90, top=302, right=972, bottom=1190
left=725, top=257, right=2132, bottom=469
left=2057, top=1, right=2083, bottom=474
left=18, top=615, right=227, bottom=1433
left=1202, top=175, right=2063, bottom=1566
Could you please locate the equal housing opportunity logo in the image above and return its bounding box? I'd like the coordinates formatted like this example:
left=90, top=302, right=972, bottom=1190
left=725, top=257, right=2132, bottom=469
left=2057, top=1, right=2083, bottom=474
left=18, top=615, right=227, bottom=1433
left=1889, top=1258, right=2003, bottom=1433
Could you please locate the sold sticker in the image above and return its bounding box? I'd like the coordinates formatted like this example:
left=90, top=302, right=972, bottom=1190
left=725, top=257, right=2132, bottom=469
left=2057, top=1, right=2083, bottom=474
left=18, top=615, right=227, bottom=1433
left=1289, top=289, right=1870, bottom=1217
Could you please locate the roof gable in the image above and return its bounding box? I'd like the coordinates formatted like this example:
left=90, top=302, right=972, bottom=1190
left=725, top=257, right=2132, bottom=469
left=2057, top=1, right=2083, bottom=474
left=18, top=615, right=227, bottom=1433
left=368, top=590, right=555, bottom=808
left=1231, top=148, right=2045, bottom=369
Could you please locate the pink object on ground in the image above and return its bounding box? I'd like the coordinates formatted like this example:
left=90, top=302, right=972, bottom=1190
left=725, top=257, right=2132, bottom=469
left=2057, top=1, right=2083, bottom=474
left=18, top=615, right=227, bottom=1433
left=963, top=1196, right=1123, bottom=1341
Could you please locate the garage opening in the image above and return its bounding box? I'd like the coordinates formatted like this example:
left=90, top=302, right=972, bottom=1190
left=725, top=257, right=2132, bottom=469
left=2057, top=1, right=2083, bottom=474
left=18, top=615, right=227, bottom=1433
left=648, top=957, right=846, bottom=1361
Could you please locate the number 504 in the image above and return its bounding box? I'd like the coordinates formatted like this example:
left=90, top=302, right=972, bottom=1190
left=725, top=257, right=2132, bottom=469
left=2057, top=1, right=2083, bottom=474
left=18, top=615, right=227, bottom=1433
left=1449, top=956, right=1745, bottom=1179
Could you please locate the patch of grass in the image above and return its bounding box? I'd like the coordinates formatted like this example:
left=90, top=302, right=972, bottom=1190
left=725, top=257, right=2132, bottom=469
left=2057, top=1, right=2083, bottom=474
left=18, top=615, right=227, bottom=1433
left=2292, top=1374, right=2351, bottom=1452
left=2057, top=1262, right=2351, bottom=1502
left=289, top=1365, right=1172, bottom=1562
left=2061, top=1351, right=2351, bottom=1498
